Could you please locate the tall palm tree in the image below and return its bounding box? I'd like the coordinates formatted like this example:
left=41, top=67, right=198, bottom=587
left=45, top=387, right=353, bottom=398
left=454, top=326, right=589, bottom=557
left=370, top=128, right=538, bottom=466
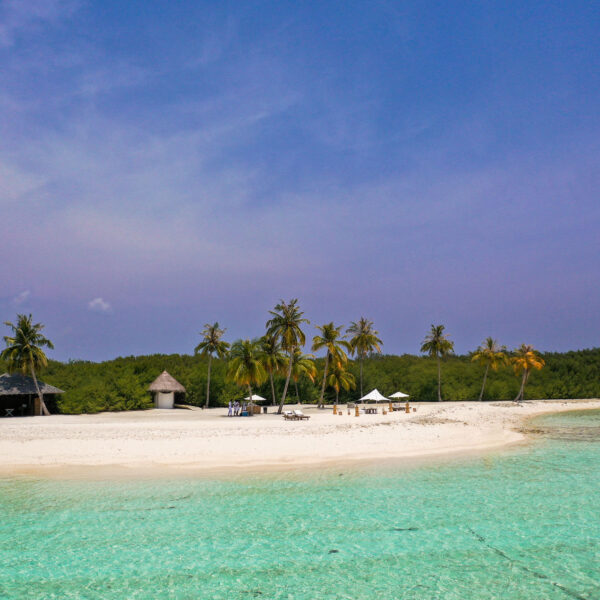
left=312, top=322, right=351, bottom=408
left=471, top=337, right=508, bottom=401
left=346, top=317, right=382, bottom=398
left=511, top=344, right=545, bottom=402
left=327, top=363, right=356, bottom=406
left=289, top=349, right=317, bottom=403
left=227, top=339, right=267, bottom=407
left=259, top=336, right=287, bottom=406
left=1, top=314, right=54, bottom=416
left=420, top=324, right=454, bottom=402
left=194, top=322, right=230, bottom=408
left=265, top=299, right=309, bottom=413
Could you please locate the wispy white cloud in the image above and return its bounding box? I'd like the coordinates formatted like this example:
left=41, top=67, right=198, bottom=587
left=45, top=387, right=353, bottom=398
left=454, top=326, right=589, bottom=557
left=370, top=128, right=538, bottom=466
left=88, top=297, right=111, bottom=313
left=12, top=290, right=30, bottom=306
left=0, top=0, right=80, bottom=47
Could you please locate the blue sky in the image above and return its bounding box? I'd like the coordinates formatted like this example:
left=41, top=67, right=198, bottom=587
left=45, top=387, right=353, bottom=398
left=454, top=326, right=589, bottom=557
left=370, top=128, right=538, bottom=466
left=1, top=0, right=599, bottom=361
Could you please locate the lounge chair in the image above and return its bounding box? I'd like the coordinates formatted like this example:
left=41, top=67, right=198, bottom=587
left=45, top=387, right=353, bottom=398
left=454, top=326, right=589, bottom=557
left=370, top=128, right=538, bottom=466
left=283, top=410, right=297, bottom=420
left=293, top=409, right=310, bottom=420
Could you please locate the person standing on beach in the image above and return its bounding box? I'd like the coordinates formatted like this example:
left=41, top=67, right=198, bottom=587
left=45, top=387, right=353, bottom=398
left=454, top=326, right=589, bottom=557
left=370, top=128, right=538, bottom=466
left=228, top=401, right=233, bottom=417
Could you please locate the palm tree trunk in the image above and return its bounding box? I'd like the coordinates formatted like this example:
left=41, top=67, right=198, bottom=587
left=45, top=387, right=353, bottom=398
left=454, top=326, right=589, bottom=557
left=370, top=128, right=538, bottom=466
left=248, top=384, right=253, bottom=415
left=515, top=370, right=527, bottom=402
left=318, top=353, right=330, bottom=408
left=295, top=381, right=300, bottom=403
left=437, top=355, right=442, bottom=402
left=205, top=354, right=212, bottom=409
left=30, top=365, right=50, bottom=416
left=278, top=350, right=294, bottom=414
left=359, top=355, right=364, bottom=398
left=478, top=364, right=490, bottom=401
left=269, top=371, right=276, bottom=405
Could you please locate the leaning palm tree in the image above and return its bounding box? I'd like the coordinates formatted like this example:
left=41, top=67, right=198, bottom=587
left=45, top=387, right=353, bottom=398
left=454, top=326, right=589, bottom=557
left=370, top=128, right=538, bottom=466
left=346, top=317, right=382, bottom=398
left=471, top=337, right=508, bottom=401
left=511, top=344, right=545, bottom=402
left=289, top=349, right=317, bottom=403
left=194, top=322, right=230, bottom=408
left=259, top=336, right=287, bottom=406
left=312, top=322, right=351, bottom=408
left=227, top=339, right=267, bottom=407
left=265, top=299, right=309, bottom=413
left=420, top=324, right=454, bottom=402
left=327, top=363, right=356, bottom=408
left=1, top=314, right=54, bottom=416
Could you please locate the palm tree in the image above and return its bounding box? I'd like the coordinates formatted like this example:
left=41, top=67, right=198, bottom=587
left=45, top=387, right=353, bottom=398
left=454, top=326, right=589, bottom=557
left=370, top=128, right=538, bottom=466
left=259, top=336, right=287, bottom=406
left=420, top=324, right=454, bottom=402
left=227, top=339, right=267, bottom=407
left=312, top=322, right=351, bottom=408
left=265, top=299, right=309, bottom=413
left=1, top=314, right=55, bottom=416
left=194, top=322, right=230, bottom=408
left=327, top=363, right=356, bottom=407
left=289, top=349, right=317, bottom=403
left=471, top=337, right=508, bottom=401
left=511, top=344, right=545, bottom=402
left=346, top=317, right=382, bottom=398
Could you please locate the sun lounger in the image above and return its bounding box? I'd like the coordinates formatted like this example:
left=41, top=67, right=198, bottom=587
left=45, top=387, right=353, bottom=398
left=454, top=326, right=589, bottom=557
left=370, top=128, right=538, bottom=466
left=283, top=411, right=297, bottom=420
left=293, top=410, right=310, bottom=420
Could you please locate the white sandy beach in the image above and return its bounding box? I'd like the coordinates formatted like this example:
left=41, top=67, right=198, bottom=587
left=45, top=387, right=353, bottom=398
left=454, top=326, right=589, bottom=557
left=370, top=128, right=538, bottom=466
left=1, top=400, right=599, bottom=477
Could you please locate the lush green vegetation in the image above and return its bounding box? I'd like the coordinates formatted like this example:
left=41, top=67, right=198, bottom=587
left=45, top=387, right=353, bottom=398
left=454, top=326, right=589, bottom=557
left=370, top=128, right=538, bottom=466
left=1, top=348, right=598, bottom=414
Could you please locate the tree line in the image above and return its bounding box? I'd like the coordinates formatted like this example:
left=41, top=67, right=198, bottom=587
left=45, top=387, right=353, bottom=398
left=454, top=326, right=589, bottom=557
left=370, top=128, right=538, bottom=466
left=2, top=306, right=599, bottom=414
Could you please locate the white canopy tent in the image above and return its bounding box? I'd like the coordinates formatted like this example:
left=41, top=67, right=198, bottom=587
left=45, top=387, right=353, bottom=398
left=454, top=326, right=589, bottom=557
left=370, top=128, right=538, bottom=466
left=358, top=389, right=389, bottom=403
left=390, top=391, right=410, bottom=399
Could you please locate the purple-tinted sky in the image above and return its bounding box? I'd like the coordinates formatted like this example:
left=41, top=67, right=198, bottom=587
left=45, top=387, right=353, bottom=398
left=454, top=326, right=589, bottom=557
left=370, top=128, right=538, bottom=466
left=1, top=1, right=599, bottom=361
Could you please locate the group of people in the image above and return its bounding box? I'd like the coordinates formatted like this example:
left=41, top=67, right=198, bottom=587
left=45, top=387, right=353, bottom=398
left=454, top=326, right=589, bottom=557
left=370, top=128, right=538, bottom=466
left=227, top=400, right=248, bottom=416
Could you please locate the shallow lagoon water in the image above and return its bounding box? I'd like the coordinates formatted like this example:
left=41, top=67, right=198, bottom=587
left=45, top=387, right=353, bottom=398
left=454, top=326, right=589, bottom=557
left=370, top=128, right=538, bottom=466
left=1, top=410, right=599, bottom=599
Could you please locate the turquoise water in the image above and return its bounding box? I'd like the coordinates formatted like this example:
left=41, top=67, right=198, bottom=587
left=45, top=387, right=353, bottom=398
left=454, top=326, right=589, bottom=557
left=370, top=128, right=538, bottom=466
left=1, top=410, right=599, bottom=599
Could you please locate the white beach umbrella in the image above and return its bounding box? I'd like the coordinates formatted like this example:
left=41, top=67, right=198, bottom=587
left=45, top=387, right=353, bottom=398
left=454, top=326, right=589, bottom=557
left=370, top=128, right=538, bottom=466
left=358, top=389, right=389, bottom=403
left=243, top=394, right=267, bottom=402
left=390, top=391, right=410, bottom=399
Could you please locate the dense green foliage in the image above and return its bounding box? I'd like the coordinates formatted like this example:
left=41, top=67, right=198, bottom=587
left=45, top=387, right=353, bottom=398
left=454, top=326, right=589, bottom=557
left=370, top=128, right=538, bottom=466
left=2, top=348, right=599, bottom=414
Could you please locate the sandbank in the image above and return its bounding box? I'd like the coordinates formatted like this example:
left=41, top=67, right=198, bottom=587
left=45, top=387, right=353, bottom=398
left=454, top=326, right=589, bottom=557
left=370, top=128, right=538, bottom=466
left=1, top=399, right=598, bottom=479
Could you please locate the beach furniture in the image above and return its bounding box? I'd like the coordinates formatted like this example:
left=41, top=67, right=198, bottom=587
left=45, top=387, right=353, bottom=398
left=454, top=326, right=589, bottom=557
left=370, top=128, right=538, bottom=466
left=358, top=389, right=389, bottom=403
left=283, top=410, right=296, bottom=420
left=390, top=391, right=410, bottom=413
left=293, top=410, right=310, bottom=420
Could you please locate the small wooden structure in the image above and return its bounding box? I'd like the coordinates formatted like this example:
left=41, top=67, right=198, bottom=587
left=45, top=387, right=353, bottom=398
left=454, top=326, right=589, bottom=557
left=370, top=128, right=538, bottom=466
left=0, top=373, right=64, bottom=416
left=148, top=371, right=185, bottom=409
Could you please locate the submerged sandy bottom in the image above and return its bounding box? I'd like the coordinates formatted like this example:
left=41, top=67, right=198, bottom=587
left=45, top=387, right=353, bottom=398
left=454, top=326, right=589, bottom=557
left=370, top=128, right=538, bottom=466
left=1, top=399, right=599, bottom=478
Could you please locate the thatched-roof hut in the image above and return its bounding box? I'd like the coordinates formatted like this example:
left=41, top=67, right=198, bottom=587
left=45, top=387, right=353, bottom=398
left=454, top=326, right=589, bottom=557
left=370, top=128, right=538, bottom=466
left=0, top=373, right=64, bottom=416
left=148, top=371, right=185, bottom=409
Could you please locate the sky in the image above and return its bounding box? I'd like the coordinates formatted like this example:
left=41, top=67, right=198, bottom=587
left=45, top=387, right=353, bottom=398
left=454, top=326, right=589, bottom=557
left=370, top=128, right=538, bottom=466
left=1, top=0, right=599, bottom=361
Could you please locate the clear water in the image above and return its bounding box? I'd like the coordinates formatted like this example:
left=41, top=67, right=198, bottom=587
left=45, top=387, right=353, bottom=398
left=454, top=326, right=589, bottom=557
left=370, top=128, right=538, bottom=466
left=1, top=410, right=599, bottom=599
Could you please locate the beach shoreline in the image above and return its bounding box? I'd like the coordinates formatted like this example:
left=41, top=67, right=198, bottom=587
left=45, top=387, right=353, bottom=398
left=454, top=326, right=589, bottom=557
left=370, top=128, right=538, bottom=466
left=1, top=399, right=598, bottom=479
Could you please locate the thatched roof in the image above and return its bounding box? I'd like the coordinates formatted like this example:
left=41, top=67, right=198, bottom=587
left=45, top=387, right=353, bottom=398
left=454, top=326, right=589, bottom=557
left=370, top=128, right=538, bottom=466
left=0, top=373, right=64, bottom=396
left=148, top=371, right=186, bottom=393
